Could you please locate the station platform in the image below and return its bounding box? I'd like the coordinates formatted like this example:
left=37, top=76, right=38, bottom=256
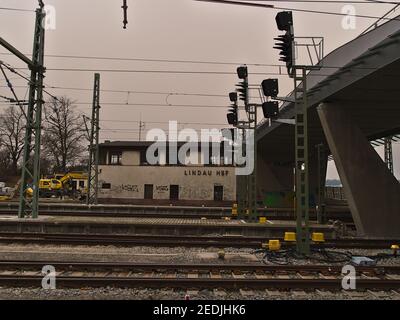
left=0, top=215, right=338, bottom=238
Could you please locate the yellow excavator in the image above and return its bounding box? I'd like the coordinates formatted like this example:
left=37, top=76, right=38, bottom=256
left=1, top=173, right=88, bottom=201
left=37, top=172, right=88, bottom=198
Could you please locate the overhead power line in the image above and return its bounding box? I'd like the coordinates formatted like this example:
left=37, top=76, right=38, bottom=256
left=1, top=52, right=395, bottom=72
left=239, top=0, right=398, bottom=4
left=12, top=67, right=335, bottom=77
left=194, top=0, right=400, bottom=20
left=0, top=52, right=282, bottom=67
left=73, top=102, right=229, bottom=108
left=0, top=7, right=35, bottom=12
left=0, top=61, right=60, bottom=102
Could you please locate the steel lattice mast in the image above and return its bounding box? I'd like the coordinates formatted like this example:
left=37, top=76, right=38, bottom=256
left=18, top=2, right=46, bottom=219
left=87, top=73, right=101, bottom=205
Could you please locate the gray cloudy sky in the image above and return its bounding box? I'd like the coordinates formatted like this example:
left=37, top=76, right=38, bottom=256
left=1, top=0, right=399, bottom=178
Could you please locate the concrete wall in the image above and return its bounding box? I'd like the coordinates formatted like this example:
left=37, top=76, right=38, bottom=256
left=98, top=165, right=236, bottom=201
left=318, top=103, right=400, bottom=237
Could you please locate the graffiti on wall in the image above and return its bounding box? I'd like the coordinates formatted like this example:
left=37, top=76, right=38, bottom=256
left=180, top=187, right=211, bottom=200
left=156, top=185, right=169, bottom=192
left=122, top=184, right=139, bottom=192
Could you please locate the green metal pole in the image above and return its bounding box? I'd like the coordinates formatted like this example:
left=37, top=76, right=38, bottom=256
left=316, top=144, right=327, bottom=224
left=294, top=67, right=310, bottom=255
left=87, top=73, right=101, bottom=205
left=18, top=4, right=46, bottom=219
left=237, top=128, right=246, bottom=218
left=248, top=104, right=257, bottom=221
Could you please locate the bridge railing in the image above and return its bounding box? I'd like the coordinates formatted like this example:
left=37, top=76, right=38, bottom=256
left=325, top=186, right=346, bottom=200
left=359, top=4, right=400, bottom=36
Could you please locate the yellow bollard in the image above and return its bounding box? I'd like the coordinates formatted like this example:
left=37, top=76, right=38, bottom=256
left=311, top=232, right=325, bottom=243
left=231, top=203, right=238, bottom=217
left=284, top=232, right=296, bottom=242
left=391, top=244, right=399, bottom=256
left=259, top=217, right=267, bottom=224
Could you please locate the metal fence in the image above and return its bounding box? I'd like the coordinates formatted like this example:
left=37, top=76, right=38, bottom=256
left=325, top=186, right=346, bottom=200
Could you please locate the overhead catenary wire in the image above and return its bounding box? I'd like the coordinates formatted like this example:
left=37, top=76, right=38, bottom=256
left=194, top=0, right=400, bottom=21
left=9, top=67, right=338, bottom=77
left=0, top=61, right=60, bottom=102
left=0, top=7, right=35, bottom=12
left=249, top=0, right=398, bottom=3
left=1, top=51, right=398, bottom=72
left=0, top=63, right=28, bottom=118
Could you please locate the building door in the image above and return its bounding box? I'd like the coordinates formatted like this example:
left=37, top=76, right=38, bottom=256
left=144, top=184, right=153, bottom=200
left=170, top=185, right=179, bottom=200
left=214, top=185, right=223, bottom=201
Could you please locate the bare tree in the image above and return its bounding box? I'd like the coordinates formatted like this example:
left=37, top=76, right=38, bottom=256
left=42, top=97, right=87, bottom=173
left=0, top=106, right=26, bottom=175
left=0, top=147, right=11, bottom=178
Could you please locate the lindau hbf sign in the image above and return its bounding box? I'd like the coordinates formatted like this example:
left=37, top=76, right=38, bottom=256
left=184, top=170, right=230, bottom=177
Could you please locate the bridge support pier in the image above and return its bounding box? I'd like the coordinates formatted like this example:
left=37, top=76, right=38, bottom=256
left=257, top=155, right=292, bottom=191
left=256, top=154, right=320, bottom=209
left=256, top=154, right=293, bottom=208
left=318, top=103, right=400, bottom=238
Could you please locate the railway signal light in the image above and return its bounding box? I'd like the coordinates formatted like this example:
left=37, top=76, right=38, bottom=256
left=262, top=79, right=279, bottom=97
left=236, top=82, right=248, bottom=103
left=262, top=101, right=279, bottom=119
left=229, top=92, right=238, bottom=103
left=274, top=11, right=295, bottom=77
left=227, top=113, right=237, bottom=126
left=227, top=104, right=238, bottom=126
left=236, top=65, right=248, bottom=80
left=235, top=65, right=249, bottom=104
left=275, top=11, right=293, bottom=31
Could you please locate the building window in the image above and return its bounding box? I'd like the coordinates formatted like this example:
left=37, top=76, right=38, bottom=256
left=102, top=183, right=111, bottom=189
left=79, top=181, right=85, bottom=188
left=110, top=153, right=122, bottom=165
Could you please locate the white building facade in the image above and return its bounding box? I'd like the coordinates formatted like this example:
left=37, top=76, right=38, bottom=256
left=98, top=141, right=236, bottom=205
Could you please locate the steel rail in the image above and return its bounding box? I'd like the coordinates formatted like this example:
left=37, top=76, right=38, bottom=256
left=0, top=232, right=398, bottom=249
left=0, top=274, right=398, bottom=290
left=0, top=260, right=399, bottom=273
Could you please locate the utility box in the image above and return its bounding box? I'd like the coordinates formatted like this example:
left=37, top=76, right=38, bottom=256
left=351, top=256, right=376, bottom=266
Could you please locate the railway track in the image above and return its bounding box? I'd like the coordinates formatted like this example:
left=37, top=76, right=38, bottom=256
left=0, top=232, right=397, bottom=249
left=0, top=260, right=399, bottom=290
left=0, top=210, right=353, bottom=222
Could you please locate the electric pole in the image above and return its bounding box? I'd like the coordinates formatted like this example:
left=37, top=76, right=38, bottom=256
left=274, top=11, right=323, bottom=254
left=87, top=73, right=101, bottom=205
left=228, top=66, right=258, bottom=221
left=2, top=1, right=47, bottom=219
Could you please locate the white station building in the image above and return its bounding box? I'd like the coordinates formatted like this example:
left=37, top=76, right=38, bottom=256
left=97, top=141, right=236, bottom=206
